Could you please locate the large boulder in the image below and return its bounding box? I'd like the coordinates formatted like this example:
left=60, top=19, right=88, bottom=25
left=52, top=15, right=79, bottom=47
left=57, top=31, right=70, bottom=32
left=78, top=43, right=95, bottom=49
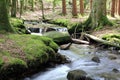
left=67, top=69, right=93, bottom=80
left=43, top=31, right=72, bottom=45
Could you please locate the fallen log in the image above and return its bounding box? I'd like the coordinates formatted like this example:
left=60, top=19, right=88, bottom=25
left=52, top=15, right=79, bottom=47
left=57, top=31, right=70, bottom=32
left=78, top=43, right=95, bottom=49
left=72, top=38, right=89, bottom=44
left=83, top=33, right=120, bottom=49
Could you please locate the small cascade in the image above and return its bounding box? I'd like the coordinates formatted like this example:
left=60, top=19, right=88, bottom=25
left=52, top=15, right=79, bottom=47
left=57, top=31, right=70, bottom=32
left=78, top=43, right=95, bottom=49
left=24, top=20, right=68, bottom=36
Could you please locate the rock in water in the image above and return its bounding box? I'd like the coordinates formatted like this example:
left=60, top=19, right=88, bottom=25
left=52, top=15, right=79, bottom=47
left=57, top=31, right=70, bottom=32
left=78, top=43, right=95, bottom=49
left=67, top=69, right=93, bottom=80
left=91, top=56, right=100, bottom=63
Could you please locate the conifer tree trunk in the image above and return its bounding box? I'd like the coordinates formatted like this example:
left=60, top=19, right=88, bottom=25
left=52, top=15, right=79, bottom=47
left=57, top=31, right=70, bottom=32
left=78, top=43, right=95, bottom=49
left=115, top=0, right=118, bottom=15
left=90, top=0, right=92, bottom=10
left=84, top=0, right=112, bottom=29
left=0, top=0, right=13, bottom=32
left=118, top=0, right=120, bottom=15
left=11, top=0, right=17, bottom=17
left=62, top=0, right=67, bottom=15
left=40, top=0, right=45, bottom=19
left=111, top=0, right=115, bottom=17
left=20, top=0, right=24, bottom=18
left=31, top=0, right=34, bottom=11
left=80, top=0, right=84, bottom=15
left=72, top=0, right=77, bottom=16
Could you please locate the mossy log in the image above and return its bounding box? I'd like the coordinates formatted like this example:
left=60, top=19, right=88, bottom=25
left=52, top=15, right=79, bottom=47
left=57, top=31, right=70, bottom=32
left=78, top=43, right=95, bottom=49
left=83, top=33, right=120, bottom=49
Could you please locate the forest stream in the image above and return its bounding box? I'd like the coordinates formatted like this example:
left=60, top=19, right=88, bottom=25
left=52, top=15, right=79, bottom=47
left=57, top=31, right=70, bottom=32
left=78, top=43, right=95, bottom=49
left=24, top=44, right=120, bottom=80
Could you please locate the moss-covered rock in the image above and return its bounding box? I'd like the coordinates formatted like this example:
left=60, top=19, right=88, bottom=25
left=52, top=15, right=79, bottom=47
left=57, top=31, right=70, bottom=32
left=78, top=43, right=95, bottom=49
left=43, top=31, right=72, bottom=45
left=0, top=57, right=27, bottom=79
left=0, top=34, right=59, bottom=79
left=102, top=34, right=120, bottom=46
left=10, top=18, right=25, bottom=34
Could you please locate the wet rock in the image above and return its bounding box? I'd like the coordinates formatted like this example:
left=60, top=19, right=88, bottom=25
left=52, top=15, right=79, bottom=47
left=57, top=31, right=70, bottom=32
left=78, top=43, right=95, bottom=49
left=91, top=56, right=100, bottom=63
left=67, top=69, right=93, bottom=80
left=60, top=43, right=72, bottom=50
left=112, top=68, right=119, bottom=73
left=108, top=54, right=117, bottom=60
left=55, top=53, right=71, bottom=64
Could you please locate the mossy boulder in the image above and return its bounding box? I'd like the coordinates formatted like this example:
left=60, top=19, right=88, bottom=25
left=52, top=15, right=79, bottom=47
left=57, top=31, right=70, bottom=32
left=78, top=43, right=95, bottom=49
left=0, top=57, right=27, bottom=79
left=43, top=31, right=72, bottom=45
left=10, top=18, right=25, bottom=34
left=0, top=34, right=59, bottom=79
left=102, top=34, right=120, bottom=46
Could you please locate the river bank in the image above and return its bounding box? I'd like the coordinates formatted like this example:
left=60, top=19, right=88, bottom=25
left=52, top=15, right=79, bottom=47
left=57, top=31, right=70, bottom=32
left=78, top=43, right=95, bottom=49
left=0, top=34, right=70, bottom=80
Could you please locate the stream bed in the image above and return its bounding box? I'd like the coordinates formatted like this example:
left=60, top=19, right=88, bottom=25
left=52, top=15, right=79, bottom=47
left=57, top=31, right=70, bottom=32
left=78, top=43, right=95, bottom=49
left=24, top=44, right=120, bottom=80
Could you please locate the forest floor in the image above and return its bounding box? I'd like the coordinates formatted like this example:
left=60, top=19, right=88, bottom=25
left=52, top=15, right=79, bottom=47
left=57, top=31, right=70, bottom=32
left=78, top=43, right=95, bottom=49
left=20, top=9, right=120, bottom=38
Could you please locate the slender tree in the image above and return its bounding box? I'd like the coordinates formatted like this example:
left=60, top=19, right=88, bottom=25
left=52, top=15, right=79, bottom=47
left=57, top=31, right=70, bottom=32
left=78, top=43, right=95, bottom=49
left=80, top=0, right=84, bottom=15
left=118, top=0, right=120, bottom=15
left=72, top=0, right=77, bottom=17
left=90, top=0, right=92, bottom=10
left=11, top=0, right=17, bottom=17
left=31, top=0, right=34, bottom=11
left=84, top=0, right=112, bottom=29
left=20, top=0, right=24, bottom=18
left=111, top=0, right=115, bottom=17
left=62, top=0, right=67, bottom=15
left=0, top=0, right=13, bottom=32
left=40, top=0, right=45, bottom=19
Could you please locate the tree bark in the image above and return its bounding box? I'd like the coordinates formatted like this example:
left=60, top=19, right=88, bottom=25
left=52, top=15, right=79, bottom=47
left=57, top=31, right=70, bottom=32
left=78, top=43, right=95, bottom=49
left=62, top=0, right=67, bottom=15
left=31, top=0, right=34, bottom=11
left=111, top=0, right=115, bottom=17
left=72, top=0, right=77, bottom=17
left=90, top=0, right=92, bottom=10
left=80, top=0, right=84, bottom=15
left=40, top=0, right=45, bottom=19
left=20, top=0, right=24, bottom=18
left=0, top=0, right=13, bottom=32
left=11, top=0, right=17, bottom=17
left=84, top=0, right=112, bottom=29
left=118, top=0, right=120, bottom=15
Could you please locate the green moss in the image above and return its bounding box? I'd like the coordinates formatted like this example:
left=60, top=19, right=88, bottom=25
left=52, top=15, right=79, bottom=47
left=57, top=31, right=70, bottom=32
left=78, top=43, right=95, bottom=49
left=0, top=34, right=59, bottom=79
left=10, top=18, right=25, bottom=34
left=102, top=34, right=120, bottom=46
left=68, top=23, right=83, bottom=34
left=0, top=57, right=27, bottom=79
left=53, top=19, right=70, bottom=27
left=43, top=31, right=72, bottom=44
left=0, top=59, right=4, bottom=69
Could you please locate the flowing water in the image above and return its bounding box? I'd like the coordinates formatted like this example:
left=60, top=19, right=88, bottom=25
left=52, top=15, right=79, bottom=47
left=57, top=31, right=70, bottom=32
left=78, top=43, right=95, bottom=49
left=24, top=44, right=120, bottom=80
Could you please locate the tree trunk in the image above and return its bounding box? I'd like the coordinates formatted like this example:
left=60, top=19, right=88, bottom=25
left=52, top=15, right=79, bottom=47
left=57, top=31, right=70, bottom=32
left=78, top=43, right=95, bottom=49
left=40, top=0, right=45, bottom=19
left=84, top=0, right=112, bottom=29
left=31, top=0, right=34, bottom=11
left=80, top=0, right=84, bottom=15
left=72, top=0, right=77, bottom=17
left=118, top=0, right=120, bottom=15
left=90, top=0, right=92, bottom=10
left=115, top=0, right=118, bottom=15
left=111, top=0, right=115, bottom=17
left=11, top=0, right=17, bottom=17
left=62, top=0, right=67, bottom=15
left=20, top=0, right=24, bottom=18
left=0, top=0, right=13, bottom=32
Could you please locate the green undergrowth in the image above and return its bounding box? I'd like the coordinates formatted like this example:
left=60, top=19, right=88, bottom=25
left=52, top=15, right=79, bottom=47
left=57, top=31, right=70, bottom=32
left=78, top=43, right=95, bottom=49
left=10, top=18, right=25, bottom=34
left=0, top=34, right=58, bottom=79
left=43, top=31, right=72, bottom=45
left=102, top=34, right=120, bottom=46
